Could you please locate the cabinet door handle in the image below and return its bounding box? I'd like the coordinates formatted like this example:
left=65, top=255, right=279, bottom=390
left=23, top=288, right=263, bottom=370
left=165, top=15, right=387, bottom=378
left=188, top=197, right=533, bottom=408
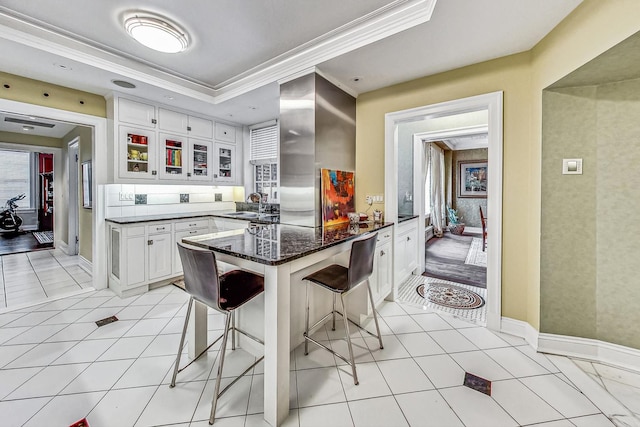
left=157, top=227, right=165, bottom=231
left=406, top=236, right=411, bottom=241
left=187, top=126, right=192, bottom=131
left=152, top=170, right=157, bottom=175
left=384, top=234, right=390, bottom=238
left=380, top=250, right=385, bottom=256
left=147, top=240, right=153, bottom=245
left=189, top=223, right=197, bottom=227
left=189, top=230, right=198, bottom=234
left=187, top=172, right=192, bottom=177
left=151, top=118, right=157, bottom=124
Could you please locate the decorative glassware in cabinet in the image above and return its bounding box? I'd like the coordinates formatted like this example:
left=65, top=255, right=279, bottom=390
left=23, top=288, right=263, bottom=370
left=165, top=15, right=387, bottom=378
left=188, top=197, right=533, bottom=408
left=218, top=147, right=232, bottom=177
left=164, top=138, right=183, bottom=175
left=192, top=144, right=208, bottom=177
left=127, top=133, right=149, bottom=173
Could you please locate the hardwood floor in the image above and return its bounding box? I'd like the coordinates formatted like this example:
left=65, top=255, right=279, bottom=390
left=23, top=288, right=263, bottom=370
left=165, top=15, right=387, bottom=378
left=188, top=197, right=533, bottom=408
left=424, top=231, right=486, bottom=288
left=0, top=231, right=53, bottom=256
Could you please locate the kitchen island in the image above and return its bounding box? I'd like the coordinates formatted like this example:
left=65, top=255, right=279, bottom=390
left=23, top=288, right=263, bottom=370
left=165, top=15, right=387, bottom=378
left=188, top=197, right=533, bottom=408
left=182, top=220, right=393, bottom=427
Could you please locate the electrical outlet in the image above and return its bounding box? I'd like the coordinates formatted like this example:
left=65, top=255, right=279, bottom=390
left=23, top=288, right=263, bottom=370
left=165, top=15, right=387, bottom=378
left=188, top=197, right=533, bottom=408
left=365, top=195, right=373, bottom=205
left=119, top=192, right=125, bottom=201
left=127, top=193, right=134, bottom=201
left=374, top=195, right=384, bottom=204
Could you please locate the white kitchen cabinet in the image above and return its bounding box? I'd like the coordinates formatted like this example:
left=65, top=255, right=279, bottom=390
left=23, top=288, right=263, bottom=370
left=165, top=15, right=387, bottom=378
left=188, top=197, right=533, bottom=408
left=109, top=94, right=238, bottom=185
left=147, top=223, right=173, bottom=281
left=395, top=218, right=419, bottom=285
left=173, top=218, right=210, bottom=274
left=346, top=228, right=394, bottom=324
left=215, top=122, right=236, bottom=142
left=118, top=98, right=157, bottom=128
left=213, top=142, right=237, bottom=183
left=119, top=126, right=157, bottom=179
left=159, top=108, right=214, bottom=139
left=158, top=134, right=212, bottom=181
left=108, top=225, right=147, bottom=297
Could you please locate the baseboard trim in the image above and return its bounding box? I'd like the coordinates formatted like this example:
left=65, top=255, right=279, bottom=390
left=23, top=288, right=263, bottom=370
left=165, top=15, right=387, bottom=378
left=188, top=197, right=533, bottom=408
left=500, top=317, right=539, bottom=349
left=538, top=333, right=640, bottom=373
left=79, top=256, right=92, bottom=275
left=56, top=240, right=68, bottom=253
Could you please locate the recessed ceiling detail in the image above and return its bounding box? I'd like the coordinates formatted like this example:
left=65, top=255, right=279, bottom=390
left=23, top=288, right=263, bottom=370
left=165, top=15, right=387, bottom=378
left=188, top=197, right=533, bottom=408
left=4, top=117, right=55, bottom=128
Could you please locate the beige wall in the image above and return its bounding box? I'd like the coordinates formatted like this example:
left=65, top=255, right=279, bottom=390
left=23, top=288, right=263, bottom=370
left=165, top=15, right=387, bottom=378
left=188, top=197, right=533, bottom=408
left=0, top=131, right=63, bottom=148
left=356, top=0, right=640, bottom=329
left=0, top=71, right=106, bottom=117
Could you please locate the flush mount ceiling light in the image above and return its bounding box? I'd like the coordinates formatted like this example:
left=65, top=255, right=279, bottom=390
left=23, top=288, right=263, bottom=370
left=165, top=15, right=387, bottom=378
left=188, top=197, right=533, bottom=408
left=124, top=13, right=189, bottom=53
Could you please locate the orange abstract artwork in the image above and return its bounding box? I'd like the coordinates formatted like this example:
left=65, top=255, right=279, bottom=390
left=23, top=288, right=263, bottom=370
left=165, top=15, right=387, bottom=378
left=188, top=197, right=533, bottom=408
left=321, top=169, right=355, bottom=226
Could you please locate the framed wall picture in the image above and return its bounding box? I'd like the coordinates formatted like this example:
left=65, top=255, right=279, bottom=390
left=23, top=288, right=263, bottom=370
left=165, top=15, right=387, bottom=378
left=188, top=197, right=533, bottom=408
left=81, top=160, right=92, bottom=208
left=458, top=160, right=487, bottom=198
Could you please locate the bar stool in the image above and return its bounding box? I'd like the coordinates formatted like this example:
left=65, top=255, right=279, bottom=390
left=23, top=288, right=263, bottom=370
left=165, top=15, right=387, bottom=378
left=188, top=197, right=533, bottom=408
left=171, top=242, right=265, bottom=425
left=302, top=232, right=383, bottom=385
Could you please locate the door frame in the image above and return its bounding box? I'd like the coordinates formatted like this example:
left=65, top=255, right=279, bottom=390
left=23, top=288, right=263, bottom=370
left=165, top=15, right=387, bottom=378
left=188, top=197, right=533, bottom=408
left=67, top=138, right=80, bottom=255
left=384, top=91, right=503, bottom=330
left=0, top=99, right=108, bottom=289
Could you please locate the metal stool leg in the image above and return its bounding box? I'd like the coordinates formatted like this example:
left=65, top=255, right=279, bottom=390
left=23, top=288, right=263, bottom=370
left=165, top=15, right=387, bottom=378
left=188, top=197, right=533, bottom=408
left=332, top=293, right=336, bottom=331
left=341, top=294, right=358, bottom=385
left=366, top=280, right=384, bottom=350
left=210, top=311, right=232, bottom=425
left=170, top=296, right=194, bottom=388
left=231, top=311, right=236, bottom=351
left=304, top=280, right=310, bottom=355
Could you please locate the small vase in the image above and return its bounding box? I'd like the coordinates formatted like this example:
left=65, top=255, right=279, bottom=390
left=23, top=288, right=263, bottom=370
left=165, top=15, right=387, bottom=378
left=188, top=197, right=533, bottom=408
left=449, top=223, right=465, bottom=235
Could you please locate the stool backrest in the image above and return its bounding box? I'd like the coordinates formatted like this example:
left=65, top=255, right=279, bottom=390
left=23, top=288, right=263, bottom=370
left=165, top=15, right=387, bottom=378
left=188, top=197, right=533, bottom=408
left=347, top=232, right=378, bottom=290
left=177, top=242, right=222, bottom=310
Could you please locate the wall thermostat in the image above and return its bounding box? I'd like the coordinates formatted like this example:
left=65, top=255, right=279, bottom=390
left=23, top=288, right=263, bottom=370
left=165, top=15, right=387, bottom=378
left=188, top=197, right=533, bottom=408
left=562, top=158, right=583, bottom=175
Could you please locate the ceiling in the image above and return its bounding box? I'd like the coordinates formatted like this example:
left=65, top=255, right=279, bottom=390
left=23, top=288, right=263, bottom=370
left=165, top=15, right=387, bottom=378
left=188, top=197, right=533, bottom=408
left=0, top=0, right=582, bottom=133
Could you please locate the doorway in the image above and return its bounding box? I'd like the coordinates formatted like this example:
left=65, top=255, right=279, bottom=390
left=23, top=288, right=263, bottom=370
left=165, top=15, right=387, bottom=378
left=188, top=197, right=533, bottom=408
left=68, top=138, right=79, bottom=256
left=385, top=91, right=503, bottom=330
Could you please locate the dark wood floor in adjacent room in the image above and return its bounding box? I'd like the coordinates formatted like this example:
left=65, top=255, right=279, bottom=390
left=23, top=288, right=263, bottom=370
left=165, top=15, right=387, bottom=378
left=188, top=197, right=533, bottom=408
left=0, top=231, right=53, bottom=256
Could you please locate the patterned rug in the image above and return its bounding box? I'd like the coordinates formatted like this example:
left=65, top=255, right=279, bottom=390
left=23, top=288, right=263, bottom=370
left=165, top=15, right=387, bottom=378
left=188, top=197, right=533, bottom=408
left=464, top=237, right=487, bottom=267
left=398, top=275, right=486, bottom=324
left=417, top=282, right=484, bottom=309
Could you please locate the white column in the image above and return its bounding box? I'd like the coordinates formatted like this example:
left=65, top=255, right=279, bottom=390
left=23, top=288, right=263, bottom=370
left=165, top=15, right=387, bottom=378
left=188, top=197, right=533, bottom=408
left=188, top=300, right=208, bottom=358
left=263, top=263, right=291, bottom=426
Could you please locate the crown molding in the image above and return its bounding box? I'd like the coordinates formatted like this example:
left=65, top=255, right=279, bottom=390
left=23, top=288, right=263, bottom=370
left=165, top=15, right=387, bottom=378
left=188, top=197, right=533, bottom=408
left=0, top=0, right=436, bottom=103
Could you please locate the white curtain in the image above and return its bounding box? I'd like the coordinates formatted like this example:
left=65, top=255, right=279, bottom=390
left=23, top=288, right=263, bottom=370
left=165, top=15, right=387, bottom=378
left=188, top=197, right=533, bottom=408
left=427, top=143, right=445, bottom=237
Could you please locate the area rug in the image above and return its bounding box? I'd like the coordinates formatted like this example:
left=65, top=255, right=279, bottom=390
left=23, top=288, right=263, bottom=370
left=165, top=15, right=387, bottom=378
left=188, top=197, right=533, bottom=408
left=424, top=232, right=486, bottom=288
left=398, top=275, right=486, bottom=324
left=417, top=282, right=485, bottom=309
left=464, top=238, right=487, bottom=268
left=32, top=231, right=54, bottom=245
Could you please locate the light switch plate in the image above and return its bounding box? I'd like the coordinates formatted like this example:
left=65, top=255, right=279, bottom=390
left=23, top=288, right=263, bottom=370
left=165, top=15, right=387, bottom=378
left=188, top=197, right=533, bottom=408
left=562, top=158, right=583, bottom=175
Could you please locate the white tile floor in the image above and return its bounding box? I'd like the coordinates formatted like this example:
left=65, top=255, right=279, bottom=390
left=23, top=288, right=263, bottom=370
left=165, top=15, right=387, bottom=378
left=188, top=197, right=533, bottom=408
left=0, top=280, right=637, bottom=427
left=0, top=249, right=93, bottom=309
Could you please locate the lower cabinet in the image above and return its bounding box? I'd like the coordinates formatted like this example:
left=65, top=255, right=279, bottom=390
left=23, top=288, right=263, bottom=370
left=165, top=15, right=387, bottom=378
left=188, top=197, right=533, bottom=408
left=395, top=218, right=419, bottom=285
left=108, top=219, right=210, bottom=297
left=347, top=228, right=394, bottom=323
left=147, top=225, right=173, bottom=281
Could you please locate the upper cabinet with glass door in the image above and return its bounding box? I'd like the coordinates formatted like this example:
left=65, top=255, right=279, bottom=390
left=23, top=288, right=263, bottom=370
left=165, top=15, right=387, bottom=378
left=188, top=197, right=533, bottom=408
left=109, top=94, right=239, bottom=184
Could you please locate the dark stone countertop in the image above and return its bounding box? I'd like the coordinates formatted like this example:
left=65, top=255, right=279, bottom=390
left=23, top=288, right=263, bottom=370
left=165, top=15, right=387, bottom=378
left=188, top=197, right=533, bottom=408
left=397, top=214, right=419, bottom=223
left=105, top=211, right=280, bottom=225
left=182, top=221, right=394, bottom=266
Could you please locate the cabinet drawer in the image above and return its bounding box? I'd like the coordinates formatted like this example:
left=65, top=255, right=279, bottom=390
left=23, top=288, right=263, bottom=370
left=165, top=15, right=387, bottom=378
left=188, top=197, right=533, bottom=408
left=376, top=229, right=393, bottom=245
left=127, top=226, right=146, bottom=237
left=215, top=122, right=236, bottom=142
left=146, top=223, right=172, bottom=234
left=175, top=219, right=209, bottom=231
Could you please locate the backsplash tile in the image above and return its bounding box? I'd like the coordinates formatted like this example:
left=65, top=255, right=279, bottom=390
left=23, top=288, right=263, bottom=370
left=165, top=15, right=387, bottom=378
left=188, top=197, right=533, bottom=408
left=104, top=184, right=243, bottom=218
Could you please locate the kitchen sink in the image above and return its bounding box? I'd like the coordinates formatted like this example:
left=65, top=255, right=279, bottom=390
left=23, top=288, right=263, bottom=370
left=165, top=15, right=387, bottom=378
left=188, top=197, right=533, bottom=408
left=226, top=211, right=260, bottom=219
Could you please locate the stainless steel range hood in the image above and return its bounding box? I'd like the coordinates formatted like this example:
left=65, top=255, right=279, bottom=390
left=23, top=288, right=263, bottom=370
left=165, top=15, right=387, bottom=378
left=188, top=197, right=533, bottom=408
left=279, top=73, right=356, bottom=227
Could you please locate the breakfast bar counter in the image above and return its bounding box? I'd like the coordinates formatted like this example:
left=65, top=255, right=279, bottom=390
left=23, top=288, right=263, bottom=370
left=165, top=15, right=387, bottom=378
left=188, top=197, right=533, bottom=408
left=182, top=221, right=393, bottom=427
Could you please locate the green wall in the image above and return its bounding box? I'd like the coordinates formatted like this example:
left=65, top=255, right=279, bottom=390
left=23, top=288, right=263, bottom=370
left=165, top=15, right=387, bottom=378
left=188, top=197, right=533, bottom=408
left=542, top=79, right=640, bottom=349
left=0, top=131, right=62, bottom=148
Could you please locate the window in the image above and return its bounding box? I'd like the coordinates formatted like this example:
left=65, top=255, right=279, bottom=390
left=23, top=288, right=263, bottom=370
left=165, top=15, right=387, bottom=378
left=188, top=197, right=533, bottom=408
left=249, top=121, right=279, bottom=202
left=0, top=149, right=34, bottom=209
